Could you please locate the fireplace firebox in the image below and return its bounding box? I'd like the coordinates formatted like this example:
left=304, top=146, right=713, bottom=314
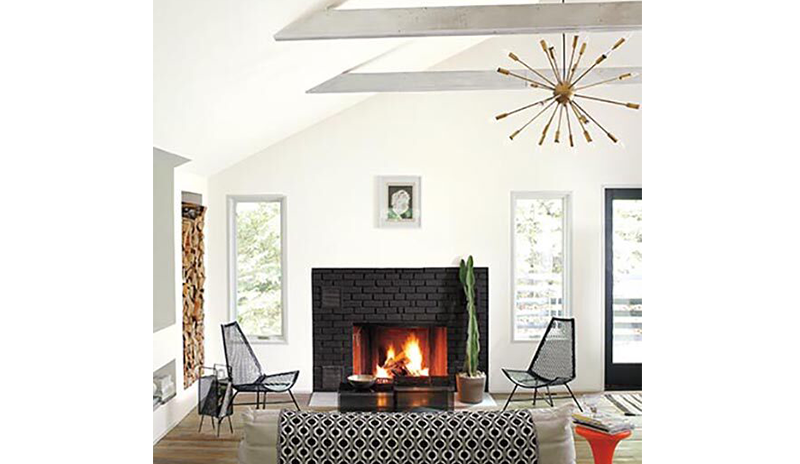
left=352, top=324, right=448, bottom=380
left=312, top=267, right=488, bottom=391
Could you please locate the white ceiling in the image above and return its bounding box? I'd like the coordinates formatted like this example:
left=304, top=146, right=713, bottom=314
left=154, top=1, right=639, bottom=175
left=155, top=0, right=497, bottom=175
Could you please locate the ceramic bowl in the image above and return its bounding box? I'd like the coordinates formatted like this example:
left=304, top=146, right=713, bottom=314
left=347, top=374, right=376, bottom=389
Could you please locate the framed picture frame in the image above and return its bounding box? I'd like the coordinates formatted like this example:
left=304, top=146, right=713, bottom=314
left=377, top=176, right=421, bottom=228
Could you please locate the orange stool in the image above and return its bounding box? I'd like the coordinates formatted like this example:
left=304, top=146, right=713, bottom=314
left=575, top=425, right=632, bottom=464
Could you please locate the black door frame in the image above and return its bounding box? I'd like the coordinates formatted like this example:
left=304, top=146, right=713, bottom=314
left=604, top=188, right=642, bottom=390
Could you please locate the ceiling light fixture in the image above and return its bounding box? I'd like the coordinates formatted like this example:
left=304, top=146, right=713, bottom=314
left=495, top=3, right=640, bottom=146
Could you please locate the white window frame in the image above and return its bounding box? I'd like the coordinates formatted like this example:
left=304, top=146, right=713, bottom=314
left=510, top=191, right=572, bottom=342
left=227, top=194, right=288, bottom=344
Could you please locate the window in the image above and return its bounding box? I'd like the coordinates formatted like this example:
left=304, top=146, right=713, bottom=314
left=512, top=193, right=571, bottom=341
left=228, top=196, right=286, bottom=342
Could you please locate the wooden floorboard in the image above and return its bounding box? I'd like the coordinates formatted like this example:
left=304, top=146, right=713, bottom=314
left=154, top=391, right=642, bottom=464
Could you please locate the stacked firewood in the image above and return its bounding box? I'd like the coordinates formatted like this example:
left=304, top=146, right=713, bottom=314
left=182, top=203, right=206, bottom=389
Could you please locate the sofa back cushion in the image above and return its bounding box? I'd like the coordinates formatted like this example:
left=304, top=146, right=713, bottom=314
left=527, top=404, right=577, bottom=464
left=238, top=408, right=279, bottom=464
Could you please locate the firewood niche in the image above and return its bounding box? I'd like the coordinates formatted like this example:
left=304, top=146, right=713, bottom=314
left=182, top=202, right=206, bottom=388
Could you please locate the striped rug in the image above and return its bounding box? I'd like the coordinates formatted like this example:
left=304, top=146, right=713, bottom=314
left=605, top=392, right=642, bottom=416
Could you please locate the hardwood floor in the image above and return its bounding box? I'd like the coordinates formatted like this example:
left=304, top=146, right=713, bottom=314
left=154, top=391, right=642, bottom=464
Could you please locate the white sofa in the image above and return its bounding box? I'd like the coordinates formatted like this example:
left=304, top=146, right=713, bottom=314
left=238, top=404, right=576, bottom=464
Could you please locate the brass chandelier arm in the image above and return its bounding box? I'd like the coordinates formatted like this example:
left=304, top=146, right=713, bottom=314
left=570, top=58, right=604, bottom=88
left=567, top=42, right=587, bottom=84
left=554, top=103, right=564, bottom=143
left=572, top=73, right=634, bottom=92
left=538, top=104, right=560, bottom=145
left=496, top=67, right=554, bottom=90
left=574, top=93, right=640, bottom=109
left=548, top=47, right=564, bottom=85
left=566, top=35, right=578, bottom=84
left=509, top=99, right=557, bottom=140
left=540, top=40, right=562, bottom=84
left=568, top=101, right=592, bottom=143
left=562, top=34, right=566, bottom=82
left=572, top=100, right=618, bottom=143
left=495, top=95, right=556, bottom=120
left=564, top=102, right=575, bottom=147
left=507, top=52, right=556, bottom=87
left=572, top=37, right=628, bottom=88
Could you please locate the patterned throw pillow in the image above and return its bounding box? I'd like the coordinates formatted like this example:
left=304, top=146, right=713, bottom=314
left=277, top=409, right=539, bottom=464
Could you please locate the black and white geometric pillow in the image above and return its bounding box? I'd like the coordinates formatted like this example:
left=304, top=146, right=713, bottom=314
left=278, top=409, right=538, bottom=464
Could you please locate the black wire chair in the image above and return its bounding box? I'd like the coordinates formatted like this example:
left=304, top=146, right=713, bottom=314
left=502, top=317, right=583, bottom=412
left=221, top=321, right=301, bottom=411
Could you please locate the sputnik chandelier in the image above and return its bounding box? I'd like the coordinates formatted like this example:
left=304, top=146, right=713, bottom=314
left=495, top=32, right=640, bottom=146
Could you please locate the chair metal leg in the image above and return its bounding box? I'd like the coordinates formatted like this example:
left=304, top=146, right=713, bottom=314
left=255, top=391, right=260, bottom=409
left=198, top=415, right=205, bottom=433
left=564, top=383, right=583, bottom=412
left=228, top=415, right=234, bottom=434
left=216, top=418, right=221, bottom=437
left=533, top=387, right=538, bottom=407
left=545, top=385, right=554, bottom=407
left=502, top=385, right=518, bottom=412
left=288, top=389, right=301, bottom=411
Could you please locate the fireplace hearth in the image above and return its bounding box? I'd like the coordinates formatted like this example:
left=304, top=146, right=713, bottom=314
left=312, top=267, right=488, bottom=391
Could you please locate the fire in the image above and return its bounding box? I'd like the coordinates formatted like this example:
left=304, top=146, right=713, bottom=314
left=375, top=334, right=429, bottom=379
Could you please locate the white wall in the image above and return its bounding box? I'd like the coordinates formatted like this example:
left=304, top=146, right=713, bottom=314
left=204, top=72, right=641, bottom=393
left=153, top=148, right=185, bottom=332
left=153, top=162, right=212, bottom=444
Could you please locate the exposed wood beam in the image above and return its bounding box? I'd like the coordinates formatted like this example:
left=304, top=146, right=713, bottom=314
left=275, top=2, right=641, bottom=41
left=308, top=67, right=641, bottom=93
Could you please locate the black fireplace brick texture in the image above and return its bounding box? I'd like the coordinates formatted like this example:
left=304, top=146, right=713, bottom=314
left=312, top=267, right=489, bottom=391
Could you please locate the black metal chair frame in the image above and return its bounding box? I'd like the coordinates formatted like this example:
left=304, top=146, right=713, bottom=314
left=502, top=317, right=583, bottom=412
left=221, top=322, right=301, bottom=413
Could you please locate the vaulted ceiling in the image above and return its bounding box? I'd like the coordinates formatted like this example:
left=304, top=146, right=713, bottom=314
left=154, top=1, right=640, bottom=175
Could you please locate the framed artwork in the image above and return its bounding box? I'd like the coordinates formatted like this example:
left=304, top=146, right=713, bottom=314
left=378, top=176, right=421, bottom=228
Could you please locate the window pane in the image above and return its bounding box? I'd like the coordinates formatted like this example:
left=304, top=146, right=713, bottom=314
left=235, top=201, right=282, bottom=338
left=612, top=199, right=642, bottom=363
left=514, top=197, right=566, bottom=340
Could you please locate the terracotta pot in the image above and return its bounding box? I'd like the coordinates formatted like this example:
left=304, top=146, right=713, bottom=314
left=456, top=373, right=486, bottom=404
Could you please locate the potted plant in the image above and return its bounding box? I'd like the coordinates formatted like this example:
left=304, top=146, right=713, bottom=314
left=456, top=255, right=485, bottom=403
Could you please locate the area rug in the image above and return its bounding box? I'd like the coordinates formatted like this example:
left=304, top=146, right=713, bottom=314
left=308, top=392, right=497, bottom=410
left=604, top=392, right=642, bottom=416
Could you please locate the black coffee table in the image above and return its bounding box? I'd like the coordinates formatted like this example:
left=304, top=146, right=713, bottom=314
left=338, top=376, right=454, bottom=412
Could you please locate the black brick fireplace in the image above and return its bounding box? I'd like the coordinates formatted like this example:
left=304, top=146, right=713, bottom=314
left=312, top=267, right=488, bottom=391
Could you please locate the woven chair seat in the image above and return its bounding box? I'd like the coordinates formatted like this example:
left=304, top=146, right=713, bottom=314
left=234, top=371, right=299, bottom=393
left=501, top=369, right=568, bottom=388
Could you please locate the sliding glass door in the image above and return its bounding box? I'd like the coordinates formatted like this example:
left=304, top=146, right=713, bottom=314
left=605, top=188, right=642, bottom=390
